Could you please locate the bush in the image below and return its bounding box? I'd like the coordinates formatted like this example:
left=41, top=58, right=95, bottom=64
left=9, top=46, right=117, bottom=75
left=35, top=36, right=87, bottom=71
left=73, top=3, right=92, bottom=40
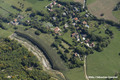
left=25, top=7, right=32, bottom=12
left=35, top=30, right=41, bottom=35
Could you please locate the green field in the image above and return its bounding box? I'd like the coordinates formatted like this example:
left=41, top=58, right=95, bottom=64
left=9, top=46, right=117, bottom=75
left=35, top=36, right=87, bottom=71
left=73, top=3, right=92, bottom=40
left=0, top=29, right=13, bottom=38
left=113, top=10, right=120, bottom=23
left=87, top=26, right=120, bottom=80
left=63, top=67, right=86, bottom=80
left=0, top=0, right=51, bottom=17
left=87, top=0, right=97, bottom=5
left=62, top=30, right=73, bottom=45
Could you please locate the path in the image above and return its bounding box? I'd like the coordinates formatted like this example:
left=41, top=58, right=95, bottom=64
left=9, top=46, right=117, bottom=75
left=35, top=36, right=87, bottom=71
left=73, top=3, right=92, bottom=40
left=84, top=55, right=89, bottom=80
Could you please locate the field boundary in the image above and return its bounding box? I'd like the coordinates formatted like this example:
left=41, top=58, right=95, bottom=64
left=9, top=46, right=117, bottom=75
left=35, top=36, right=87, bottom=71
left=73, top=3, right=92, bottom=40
left=0, top=6, right=11, bottom=14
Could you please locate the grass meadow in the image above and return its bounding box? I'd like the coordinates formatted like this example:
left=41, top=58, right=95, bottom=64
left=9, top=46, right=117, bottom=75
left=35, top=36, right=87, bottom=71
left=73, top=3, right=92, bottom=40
left=63, top=67, right=86, bottom=80
left=86, top=0, right=97, bottom=5
left=113, top=10, right=120, bottom=23
left=87, top=26, right=120, bottom=80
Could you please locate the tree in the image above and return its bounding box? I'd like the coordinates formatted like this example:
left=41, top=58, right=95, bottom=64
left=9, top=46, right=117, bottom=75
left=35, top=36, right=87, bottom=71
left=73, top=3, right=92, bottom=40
left=60, top=54, right=68, bottom=62
left=25, top=7, right=32, bottom=12
left=64, top=49, right=69, bottom=53
left=100, top=13, right=104, bottom=16
left=35, top=30, right=41, bottom=35
left=75, top=46, right=86, bottom=55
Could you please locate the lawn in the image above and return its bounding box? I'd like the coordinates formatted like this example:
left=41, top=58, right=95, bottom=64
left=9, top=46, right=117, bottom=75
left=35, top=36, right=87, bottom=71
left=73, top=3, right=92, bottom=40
left=87, top=27, right=120, bottom=80
left=62, top=30, right=73, bottom=45
left=87, top=0, right=97, bottom=5
left=63, top=67, right=86, bottom=80
left=113, top=10, right=120, bottom=23
left=0, top=29, right=13, bottom=38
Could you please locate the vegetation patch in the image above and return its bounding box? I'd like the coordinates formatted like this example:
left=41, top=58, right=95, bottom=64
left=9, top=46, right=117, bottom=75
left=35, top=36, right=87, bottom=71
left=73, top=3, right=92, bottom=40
left=0, top=38, right=51, bottom=80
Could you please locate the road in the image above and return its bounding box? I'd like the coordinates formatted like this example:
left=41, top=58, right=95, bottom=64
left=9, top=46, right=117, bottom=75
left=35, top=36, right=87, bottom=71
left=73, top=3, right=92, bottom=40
left=84, top=55, right=89, bottom=80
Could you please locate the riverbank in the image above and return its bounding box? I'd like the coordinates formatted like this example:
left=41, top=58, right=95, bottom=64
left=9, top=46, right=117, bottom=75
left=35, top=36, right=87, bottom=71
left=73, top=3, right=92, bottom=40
left=9, top=33, right=66, bottom=80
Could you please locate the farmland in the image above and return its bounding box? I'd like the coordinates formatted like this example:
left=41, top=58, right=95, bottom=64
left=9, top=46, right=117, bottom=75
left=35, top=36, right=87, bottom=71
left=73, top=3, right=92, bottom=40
left=87, top=0, right=120, bottom=23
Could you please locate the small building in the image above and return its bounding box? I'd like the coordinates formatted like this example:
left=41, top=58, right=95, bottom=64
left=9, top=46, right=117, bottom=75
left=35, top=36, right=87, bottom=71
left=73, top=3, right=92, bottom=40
left=83, top=37, right=85, bottom=40
left=85, top=39, right=90, bottom=43
left=82, top=21, right=87, bottom=25
left=57, top=4, right=61, bottom=7
left=85, top=24, right=89, bottom=28
left=74, top=7, right=79, bottom=11
left=74, top=52, right=78, bottom=57
left=90, top=42, right=95, bottom=47
left=14, top=19, right=17, bottom=22
left=71, top=33, right=78, bottom=38
left=54, top=27, right=61, bottom=34
left=63, top=12, right=66, bottom=16
left=72, top=23, right=76, bottom=26
left=53, top=1, right=57, bottom=5
left=74, top=17, right=78, bottom=21
left=50, top=3, right=53, bottom=8
left=53, top=17, right=56, bottom=20
left=76, top=35, right=80, bottom=41
left=64, top=23, right=69, bottom=28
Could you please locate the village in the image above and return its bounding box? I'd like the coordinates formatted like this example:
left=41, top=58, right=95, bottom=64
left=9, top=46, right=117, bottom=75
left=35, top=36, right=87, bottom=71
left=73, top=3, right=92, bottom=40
left=6, top=0, right=112, bottom=68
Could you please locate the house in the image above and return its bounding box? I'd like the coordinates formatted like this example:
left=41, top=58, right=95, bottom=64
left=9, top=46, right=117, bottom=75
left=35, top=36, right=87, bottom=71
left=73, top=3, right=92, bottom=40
left=81, top=34, right=87, bottom=40
left=85, top=14, right=89, bottom=17
left=18, top=15, right=24, bottom=19
left=74, top=17, right=78, bottom=21
left=85, top=24, right=89, bottom=28
left=81, top=34, right=87, bottom=37
left=72, top=23, right=76, bottom=26
left=53, top=17, right=56, bottom=20
left=50, top=3, right=53, bottom=8
left=90, top=42, right=95, bottom=47
left=85, top=39, right=90, bottom=43
left=54, top=27, right=61, bottom=34
left=76, top=35, right=80, bottom=41
left=53, top=1, right=57, bottom=5
left=57, top=4, right=61, bottom=7
left=71, top=33, right=78, bottom=37
left=86, top=43, right=90, bottom=47
left=14, top=19, right=17, bottom=22
left=63, top=12, right=66, bottom=16
left=83, top=37, right=85, bottom=40
left=74, top=52, right=78, bottom=57
left=48, top=8, right=53, bottom=12
left=82, top=21, right=87, bottom=25
left=64, top=23, right=69, bottom=28
left=74, top=7, right=79, bottom=11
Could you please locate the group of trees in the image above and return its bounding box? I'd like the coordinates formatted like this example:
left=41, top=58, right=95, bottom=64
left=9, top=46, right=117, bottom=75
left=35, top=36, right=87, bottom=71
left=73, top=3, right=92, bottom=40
left=0, top=38, right=51, bottom=80
left=113, top=2, right=120, bottom=11
left=11, top=5, right=22, bottom=12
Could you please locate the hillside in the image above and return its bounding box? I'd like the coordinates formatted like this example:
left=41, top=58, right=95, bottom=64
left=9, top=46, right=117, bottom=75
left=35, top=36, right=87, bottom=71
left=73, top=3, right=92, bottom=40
left=0, top=38, right=52, bottom=80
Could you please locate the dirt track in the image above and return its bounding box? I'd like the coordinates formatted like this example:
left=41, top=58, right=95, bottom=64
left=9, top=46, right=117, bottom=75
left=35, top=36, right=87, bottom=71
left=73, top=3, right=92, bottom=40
left=84, top=55, right=89, bottom=80
left=87, top=0, right=120, bottom=23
